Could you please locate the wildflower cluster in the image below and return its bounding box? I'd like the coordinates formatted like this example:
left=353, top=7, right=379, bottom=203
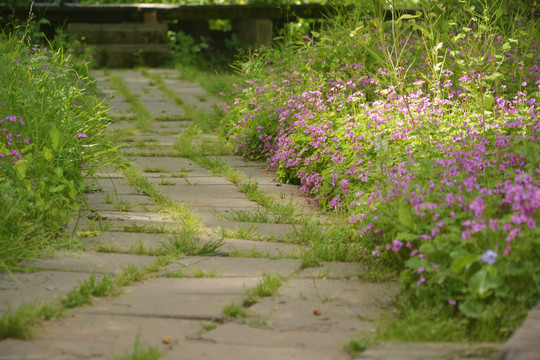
left=223, top=4, right=540, bottom=338
left=0, top=114, right=30, bottom=164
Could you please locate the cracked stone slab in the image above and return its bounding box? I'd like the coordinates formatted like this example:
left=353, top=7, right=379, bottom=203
left=162, top=256, right=301, bottom=278
left=0, top=271, right=91, bottom=313
left=296, top=262, right=370, bottom=280
left=73, top=216, right=180, bottom=233
left=81, top=231, right=170, bottom=252
left=77, top=277, right=259, bottom=320
left=500, top=301, right=540, bottom=360
left=20, top=251, right=157, bottom=275
left=84, top=178, right=139, bottom=195
left=248, top=297, right=384, bottom=334
left=84, top=194, right=153, bottom=210
left=0, top=314, right=201, bottom=360
left=201, top=322, right=363, bottom=353
left=357, top=342, right=501, bottom=360
left=161, top=341, right=349, bottom=360
left=212, top=237, right=301, bottom=258
left=130, top=156, right=210, bottom=176
left=279, top=279, right=398, bottom=307
left=155, top=183, right=244, bottom=199
left=204, top=220, right=297, bottom=239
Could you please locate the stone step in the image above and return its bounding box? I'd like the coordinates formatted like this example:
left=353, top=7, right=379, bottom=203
left=68, top=23, right=168, bottom=45
left=92, top=44, right=171, bottom=68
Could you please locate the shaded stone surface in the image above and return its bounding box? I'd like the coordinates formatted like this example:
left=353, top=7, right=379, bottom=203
left=81, top=231, right=170, bottom=251
left=357, top=342, right=501, bottom=360
left=77, top=277, right=259, bottom=321
left=0, top=271, right=91, bottom=312
left=20, top=251, right=157, bottom=275
left=161, top=342, right=349, bottom=360
left=0, top=314, right=201, bottom=360
left=500, top=301, right=540, bottom=360
left=162, top=256, right=301, bottom=278
left=214, top=237, right=301, bottom=258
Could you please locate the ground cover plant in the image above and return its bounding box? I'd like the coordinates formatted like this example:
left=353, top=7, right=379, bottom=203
left=221, top=0, right=540, bottom=341
left=0, top=22, right=112, bottom=270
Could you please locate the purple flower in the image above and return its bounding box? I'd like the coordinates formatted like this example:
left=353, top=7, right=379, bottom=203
left=76, top=132, right=87, bottom=138
left=448, top=299, right=456, bottom=306
left=392, top=239, right=403, bottom=252
left=481, top=249, right=498, bottom=265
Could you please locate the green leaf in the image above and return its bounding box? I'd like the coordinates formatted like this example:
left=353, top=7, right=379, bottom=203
left=397, top=14, right=421, bottom=22
left=43, top=147, right=54, bottom=162
left=50, top=126, right=61, bottom=150
left=451, top=254, right=478, bottom=274
left=405, top=256, right=428, bottom=270
left=14, top=160, right=28, bottom=180
left=459, top=300, right=484, bottom=319
left=398, top=203, right=413, bottom=230
left=396, top=232, right=418, bottom=241
left=469, top=267, right=499, bottom=298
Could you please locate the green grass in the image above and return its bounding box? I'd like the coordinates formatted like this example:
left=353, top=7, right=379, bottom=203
left=222, top=301, right=247, bottom=319
left=161, top=228, right=222, bottom=256
left=105, top=71, right=153, bottom=130
left=61, top=274, right=121, bottom=309
left=112, top=332, right=162, bottom=360
left=243, top=273, right=283, bottom=306
left=0, top=302, right=64, bottom=340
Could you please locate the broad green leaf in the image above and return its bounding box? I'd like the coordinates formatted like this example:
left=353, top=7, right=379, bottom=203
left=483, top=94, right=494, bottom=109
left=396, top=232, right=418, bottom=241
left=469, top=267, right=499, bottom=298
left=459, top=300, right=484, bottom=319
left=14, top=160, right=27, bottom=180
left=451, top=253, right=478, bottom=274
left=50, top=126, right=61, bottom=150
left=398, top=203, right=413, bottom=230
left=43, top=147, right=54, bottom=162
left=397, top=14, right=421, bottom=22
left=405, top=256, right=428, bottom=270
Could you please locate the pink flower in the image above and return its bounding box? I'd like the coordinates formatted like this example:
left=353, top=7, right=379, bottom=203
left=448, top=299, right=456, bottom=306
left=76, top=132, right=87, bottom=138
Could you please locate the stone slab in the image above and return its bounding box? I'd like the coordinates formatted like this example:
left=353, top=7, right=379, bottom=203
left=73, top=216, right=180, bottom=233
left=77, top=277, right=259, bottom=320
left=212, top=237, right=301, bottom=258
left=357, top=342, right=501, bottom=360
left=0, top=271, right=91, bottom=312
left=204, top=220, right=296, bottom=239
left=161, top=342, right=349, bottom=360
left=0, top=314, right=201, bottom=360
left=20, top=251, right=157, bottom=275
left=202, top=322, right=362, bottom=352
left=130, top=156, right=210, bottom=176
left=297, top=262, right=370, bottom=280
left=277, top=279, right=397, bottom=307
left=500, top=301, right=540, bottom=360
left=162, top=256, right=301, bottom=278
left=81, top=231, right=171, bottom=252
left=85, top=178, right=138, bottom=195
left=149, top=120, right=192, bottom=132
left=85, top=194, right=154, bottom=211
left=249, top=297, right=382, bottom=333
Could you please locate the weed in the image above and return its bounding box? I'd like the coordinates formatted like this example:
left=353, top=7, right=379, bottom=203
left=114, top=200, right=134, bottom=212
left=190, top=268, right=219, bottom=278
left=199, top=321, right=218, bottom=333
left=112, top=332, right=162, bottom=360
left=161, top=228, right=222, bottom=256
left=123, top=223, right=171, bottom=234
left=61, top=274, right=121, bottom=309
left=343, top=334, right=373, bottom=357
left=243, top=273, right=283, bottom=306
left=0, top=302, right=64, bottom=340
left=143, top=167, right=166, bottom=173
left=222, top=302, right=247, bottom=319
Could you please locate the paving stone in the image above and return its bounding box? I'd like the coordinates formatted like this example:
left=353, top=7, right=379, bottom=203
left=85, top=178, right=138, bottom=195
left=278, top=279, right=397, bottom=307
left=500, top=301, right=540, bottom=360
left=201, top=322, right=362, bottom=352
left=203, top=219, right=297, bottom=239
left=162, top=256, right=301, bottom=278
left=0, top=314, right=201, bottom=360
left=81, top=231, right=171, bottom=252
left=155, top=182, right=244, bottom=199
left=77, top=277, right=259, bottom=320
left=297, top=262, right=371, bottom=280
left=149, top=120, right=191, bottom=132
left=0, top=271, right=91, bottom=312
left=84, top=194, right=153, bottom=211
left=161, top=342, right=349, bottom=360
left=357, top=342, right=501, bottom=360
left=130, top=156, right=210, bottom=176
left=73, top=215, right=180, bottom=233
left=208, top=237, right=301, bottom=258
left=20, top=251, right=157, bottom=275
left=249, top=296, right=380, bottom=333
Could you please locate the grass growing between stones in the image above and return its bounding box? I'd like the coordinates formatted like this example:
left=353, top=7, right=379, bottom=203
left=243, top=273, right=283, bottom=306
left=161, top=228, right=223, bottom=256
left=0, top=302, right=64, bottom=340
left=105, top=71, right=152, bottom=131
left=112, top=332, right=162, bottom=360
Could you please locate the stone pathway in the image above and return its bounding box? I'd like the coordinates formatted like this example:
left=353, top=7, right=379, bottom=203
left=0, top=68, right=533, bottom=360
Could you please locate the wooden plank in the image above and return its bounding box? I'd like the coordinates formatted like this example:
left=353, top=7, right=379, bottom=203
left=0, top=3, right=337, bottom=23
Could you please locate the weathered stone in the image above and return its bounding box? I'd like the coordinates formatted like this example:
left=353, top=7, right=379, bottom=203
left=0, top=314, right=201, bottom=360
left=77, top=277, right=259, bottom=320
left=357, top=342, right=501, bottom=360
left=81, top=231, right=170, bottom=252
left=296, top=262, right=371, bottom=280
left=130, top=156, right=209, bottom=176
left=0, top=271, right=92, bottom=312
left=161, top=342, right=349, bottom=360
left=212, top=237, right=301, bottom=258
left=500, top=301, right=540, bottom=360
left=20, top=251, right=157, bottom=275
left=162, top=256, right=301, bottom=278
